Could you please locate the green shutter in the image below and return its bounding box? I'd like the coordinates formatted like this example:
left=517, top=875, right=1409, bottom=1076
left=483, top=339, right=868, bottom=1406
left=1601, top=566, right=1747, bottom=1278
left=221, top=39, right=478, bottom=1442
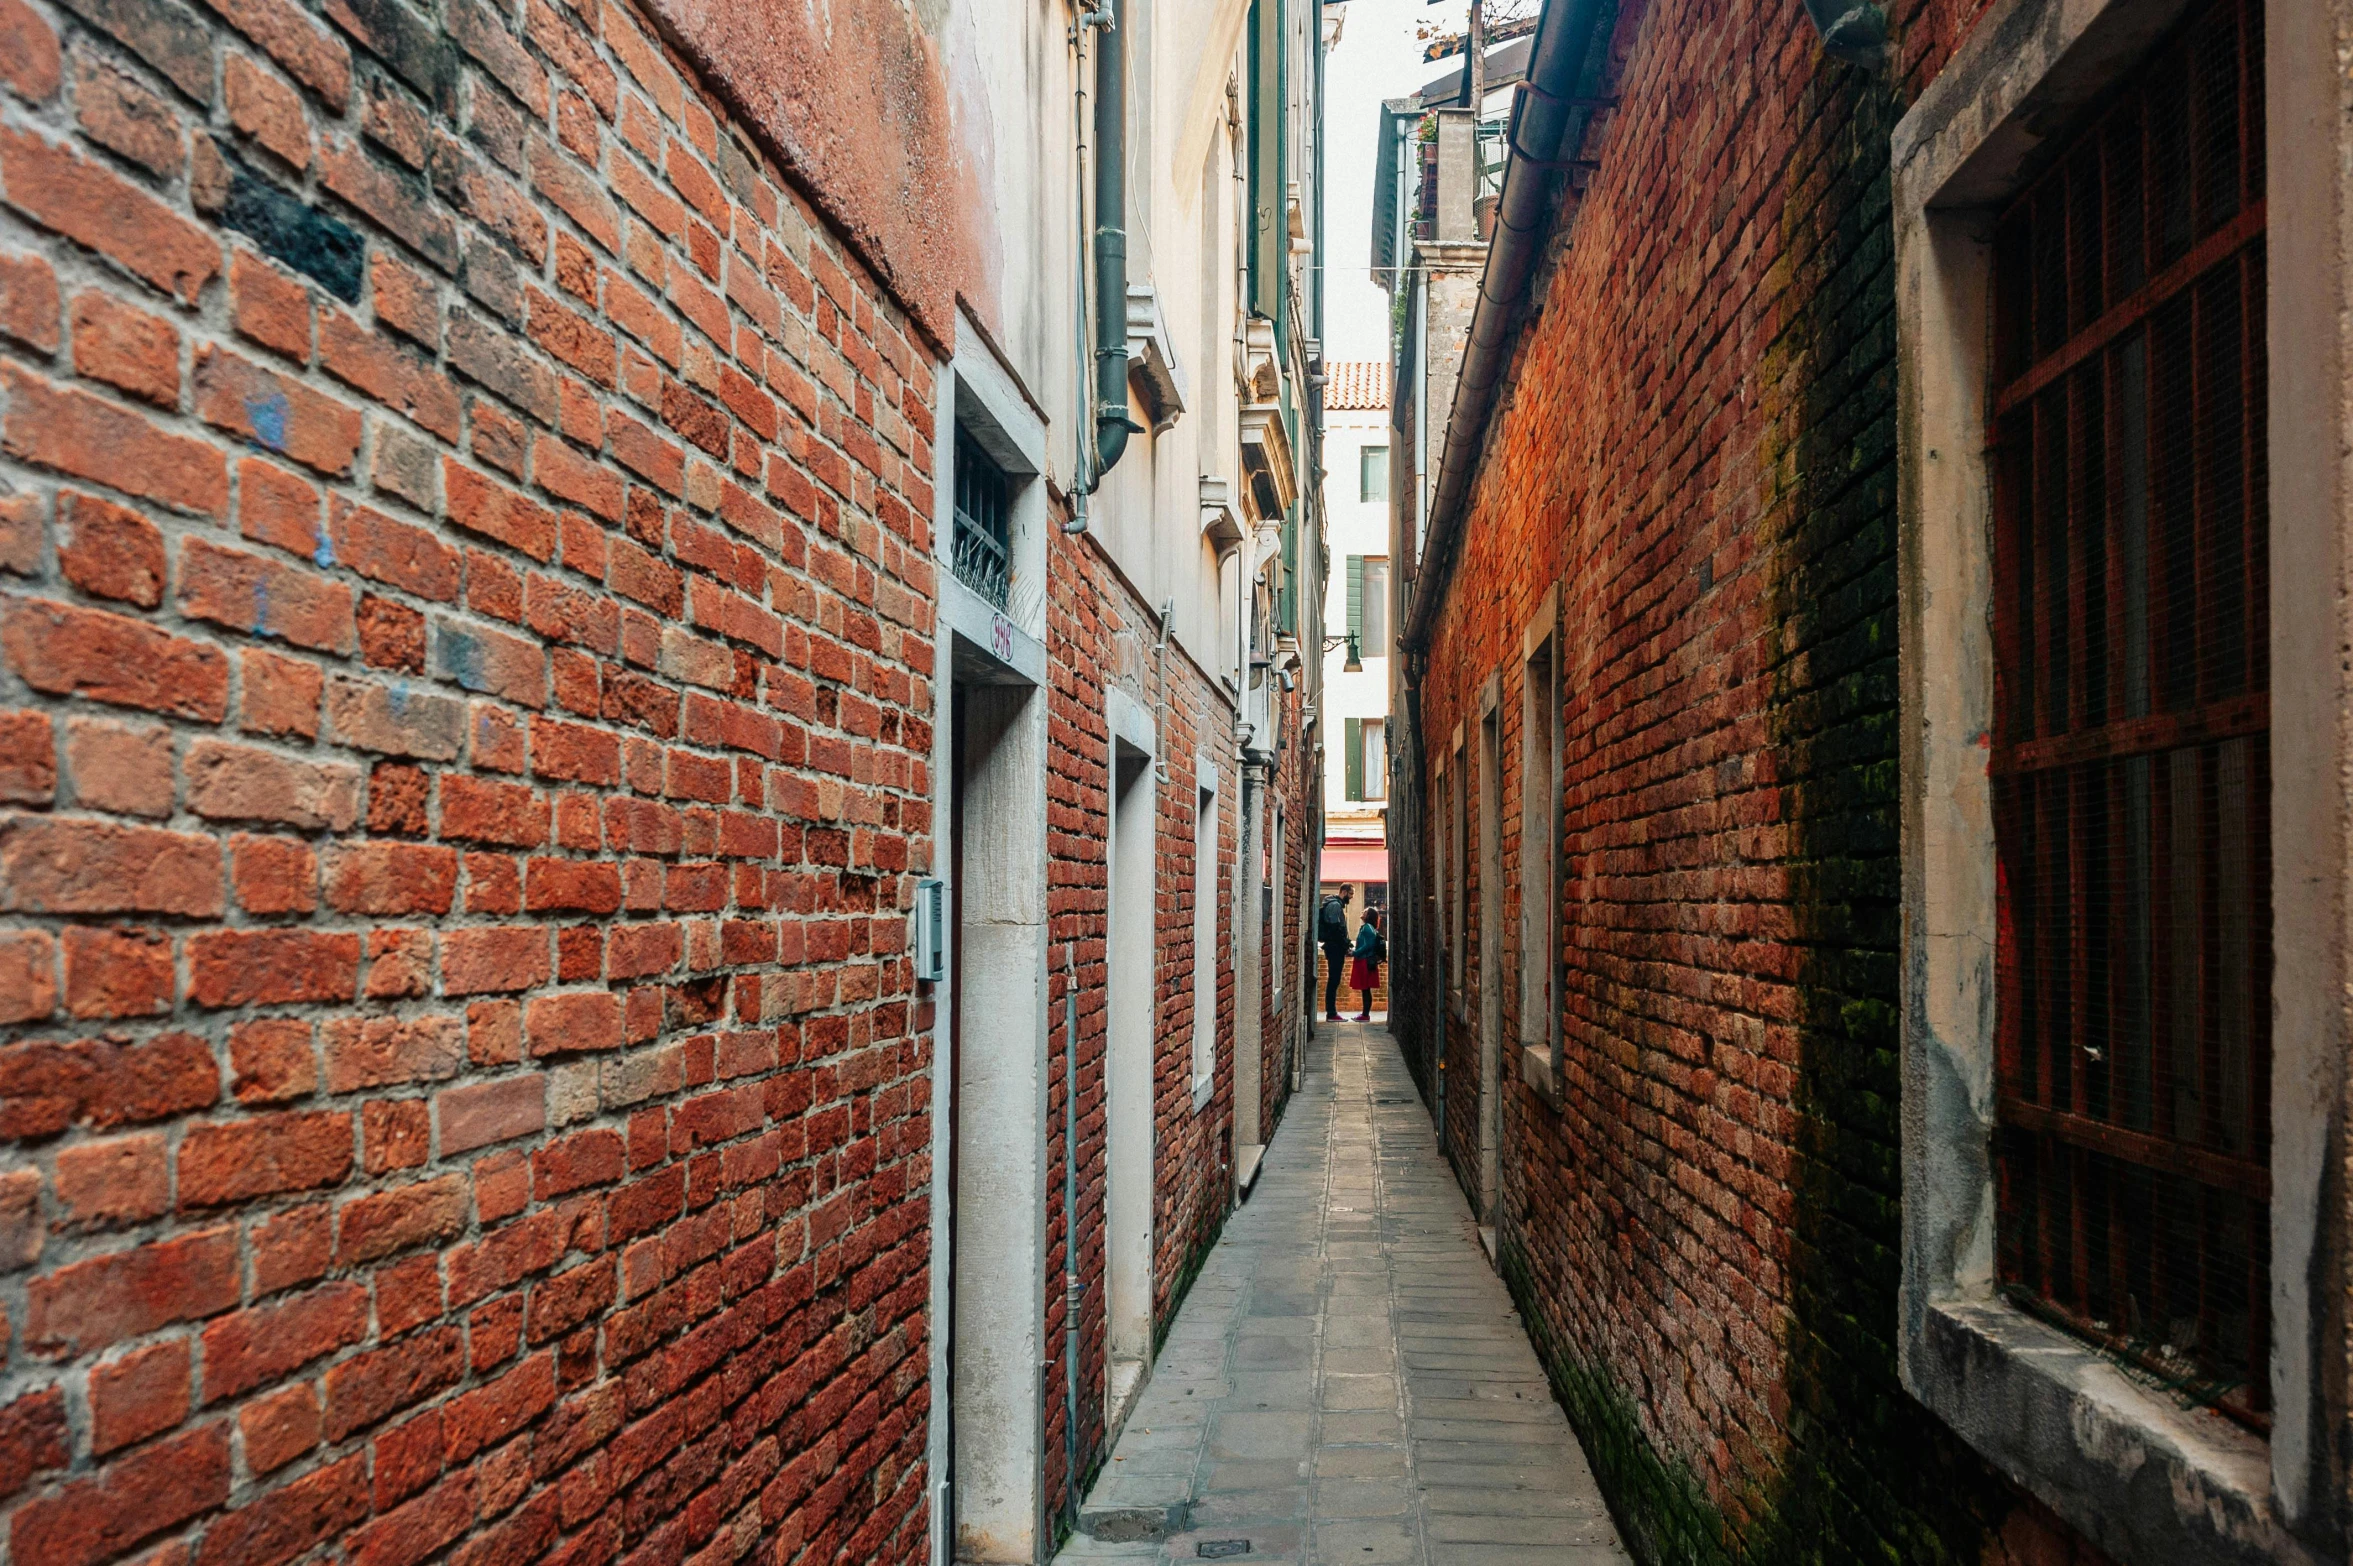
left=1346, top=556, right=1364, bottom=640
left=1345, top=718, right=1363, bottom=800
left=1279, top=508, right=1297, bottom=634
left=1247, top=0, right=1284, bottom=323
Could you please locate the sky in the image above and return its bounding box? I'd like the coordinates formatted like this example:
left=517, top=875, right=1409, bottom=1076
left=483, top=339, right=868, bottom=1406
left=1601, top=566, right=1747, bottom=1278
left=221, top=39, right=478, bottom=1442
left=1322, top=0, right=1463, bottom=366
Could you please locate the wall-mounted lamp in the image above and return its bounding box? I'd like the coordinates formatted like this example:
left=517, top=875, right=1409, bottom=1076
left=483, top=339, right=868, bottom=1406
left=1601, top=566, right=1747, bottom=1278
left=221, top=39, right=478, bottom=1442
left=1322, top=631, right=1362, bottom=674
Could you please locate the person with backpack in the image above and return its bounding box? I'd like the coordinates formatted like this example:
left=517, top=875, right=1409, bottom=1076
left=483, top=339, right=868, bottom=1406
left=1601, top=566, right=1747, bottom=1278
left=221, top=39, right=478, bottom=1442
left=1318, top=887, right=1353, bottom=1022
left=1348, top=907, right=1386, bottom=1023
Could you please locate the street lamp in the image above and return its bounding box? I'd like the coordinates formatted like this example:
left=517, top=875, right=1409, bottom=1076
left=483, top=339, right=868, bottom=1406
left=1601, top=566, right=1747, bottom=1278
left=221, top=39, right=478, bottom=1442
left=1322, top=631, right=1362, bottom=674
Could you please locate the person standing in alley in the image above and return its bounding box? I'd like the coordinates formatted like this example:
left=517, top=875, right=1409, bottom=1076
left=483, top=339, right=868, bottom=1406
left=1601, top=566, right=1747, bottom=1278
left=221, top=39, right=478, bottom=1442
left=1320, top=886, right=1354, bottom=1021
left=1349, top=907, right=1386, bottom=1023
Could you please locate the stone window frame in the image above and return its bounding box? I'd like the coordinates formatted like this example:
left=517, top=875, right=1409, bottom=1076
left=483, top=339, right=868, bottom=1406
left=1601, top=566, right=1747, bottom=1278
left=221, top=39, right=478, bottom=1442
left=1893, top=0, right=2344, bottom=1558
left=939, top=322, right=1051, bottom=648
left=1476, top=671, right=1502, bottom=1222
left=1518, top=585, right=1561, bottom=1104
left=1271, top=797, right=1286, bottom=1014
left=1449, top=720, right=1468, bottom=1008
left=1432, top=744, right=1447, bottom=995
left=1193, top=751, right=1221, bottom=1111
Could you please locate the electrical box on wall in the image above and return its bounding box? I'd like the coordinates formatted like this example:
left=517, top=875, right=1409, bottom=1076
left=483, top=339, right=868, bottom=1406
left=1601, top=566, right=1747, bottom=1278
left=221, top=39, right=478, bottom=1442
left=913, top=877, right=946, bottom=983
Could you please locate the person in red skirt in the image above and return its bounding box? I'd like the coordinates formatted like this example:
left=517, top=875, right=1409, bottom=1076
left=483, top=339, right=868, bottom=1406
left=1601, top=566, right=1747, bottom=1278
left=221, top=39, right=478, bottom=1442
left=1348, top=908, right=1385, bottom=1023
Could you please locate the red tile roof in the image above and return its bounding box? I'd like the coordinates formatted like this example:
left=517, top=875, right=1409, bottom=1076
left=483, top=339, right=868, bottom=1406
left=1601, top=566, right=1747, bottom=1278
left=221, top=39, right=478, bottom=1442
left=1324, top=361, right=1391, bottom=411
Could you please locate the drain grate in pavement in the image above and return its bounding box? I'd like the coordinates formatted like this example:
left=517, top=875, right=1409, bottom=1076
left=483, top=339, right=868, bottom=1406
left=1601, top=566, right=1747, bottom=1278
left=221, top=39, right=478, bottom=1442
left=1197, top=1543, right=1251, bottom=1559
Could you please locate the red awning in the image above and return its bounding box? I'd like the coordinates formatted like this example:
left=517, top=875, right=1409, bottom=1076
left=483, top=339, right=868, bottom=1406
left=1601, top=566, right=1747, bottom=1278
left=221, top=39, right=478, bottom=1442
left=1320, top=845, right=1388, bottom=883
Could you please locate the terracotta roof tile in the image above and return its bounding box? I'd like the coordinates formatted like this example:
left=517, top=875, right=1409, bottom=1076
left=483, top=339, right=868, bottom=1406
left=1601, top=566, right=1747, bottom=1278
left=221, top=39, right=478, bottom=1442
left=1324, top=361, right=1391, bottom=411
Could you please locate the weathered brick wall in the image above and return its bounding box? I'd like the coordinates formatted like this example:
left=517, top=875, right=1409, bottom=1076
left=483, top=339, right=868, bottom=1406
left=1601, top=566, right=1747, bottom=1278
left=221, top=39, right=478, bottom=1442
left=0, top=0, right=940, bottom=1554
left=1041, top=522, right=1237, bottom=1506
left=1434, top=720, right=1489, bottom=1195
left=1259, top=677, right=1305, bottom=1138
left=1407, top=0, right=2126, bottom=1560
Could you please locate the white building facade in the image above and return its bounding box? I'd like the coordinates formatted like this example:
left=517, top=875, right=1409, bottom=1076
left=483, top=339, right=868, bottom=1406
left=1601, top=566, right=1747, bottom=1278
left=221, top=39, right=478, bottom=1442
left=1317, top=362, right=1390, bottom=1011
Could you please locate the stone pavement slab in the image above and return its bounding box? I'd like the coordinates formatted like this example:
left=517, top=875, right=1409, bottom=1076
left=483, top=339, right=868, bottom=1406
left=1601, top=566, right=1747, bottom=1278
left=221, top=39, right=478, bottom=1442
left=1058, top=1023, right=1631, bottom=1566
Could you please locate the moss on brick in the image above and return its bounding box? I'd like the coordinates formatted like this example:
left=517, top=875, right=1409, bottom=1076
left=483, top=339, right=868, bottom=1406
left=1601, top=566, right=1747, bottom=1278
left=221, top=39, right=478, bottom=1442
left=1501, top=1239, right=1732, bottom=1566
left=1463, top=28, right=2102, bottom=1566
left=1740, top=60, right=2016, bottom=1566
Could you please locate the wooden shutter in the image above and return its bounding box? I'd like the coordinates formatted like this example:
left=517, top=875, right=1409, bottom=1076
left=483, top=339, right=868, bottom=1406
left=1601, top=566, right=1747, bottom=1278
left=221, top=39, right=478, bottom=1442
left=1344, top=718, right=1363, bottom=800
left=1346, top=556, right=1364, bottom=640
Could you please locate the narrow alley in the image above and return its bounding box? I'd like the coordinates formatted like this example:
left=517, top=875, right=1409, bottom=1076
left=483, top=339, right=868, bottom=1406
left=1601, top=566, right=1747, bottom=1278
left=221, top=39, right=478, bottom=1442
left=1060, top=1023, right=1627, bottom=1566
left=0, top=0, right=2340, bottom=1546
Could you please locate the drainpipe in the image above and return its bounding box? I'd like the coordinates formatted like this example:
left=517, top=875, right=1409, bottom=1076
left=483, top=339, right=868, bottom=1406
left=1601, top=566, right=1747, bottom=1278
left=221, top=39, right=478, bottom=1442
left=1061, top=943, right=1081, bottom=1527
left=1084, top=0, right=1138, bottom=498
left=1399, top=0, right=1613, bottom=655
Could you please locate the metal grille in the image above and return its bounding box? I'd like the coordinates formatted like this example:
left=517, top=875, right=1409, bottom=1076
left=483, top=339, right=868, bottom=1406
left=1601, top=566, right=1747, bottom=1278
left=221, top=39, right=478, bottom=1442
left=1989, top=0, right=2270, bottom=1429
left=952, top=427, right=1011, bottom=610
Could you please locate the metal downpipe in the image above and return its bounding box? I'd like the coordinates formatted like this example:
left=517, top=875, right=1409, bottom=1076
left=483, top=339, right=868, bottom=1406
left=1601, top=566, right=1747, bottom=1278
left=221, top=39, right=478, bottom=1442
left=1088, top=0, right=1137, bottom=492
left=1399, top=0, right=1612, bottom=652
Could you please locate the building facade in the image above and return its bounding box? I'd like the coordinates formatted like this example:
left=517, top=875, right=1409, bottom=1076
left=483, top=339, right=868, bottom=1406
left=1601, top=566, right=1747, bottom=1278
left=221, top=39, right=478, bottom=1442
left=930, top=0, right=1328, bottom=1552
left=1385, top=0, right=2353, bottom=1562
left=0, top=0, right=1328, bottom=1557
left=1370, top=32, right=1522, bottom=1085
left=1315, top=360, right=1387, bottom=1019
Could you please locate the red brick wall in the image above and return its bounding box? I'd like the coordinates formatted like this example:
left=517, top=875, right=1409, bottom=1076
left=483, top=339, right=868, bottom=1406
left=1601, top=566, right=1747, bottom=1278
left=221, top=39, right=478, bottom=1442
left=1257, top=677, right=1306, bottom=1139
left=1041, top=523, right=1237, bottom=1503
left=1404, top=0, right=2125, bottom=1558
left=0, top=0, right=939, bottom=1556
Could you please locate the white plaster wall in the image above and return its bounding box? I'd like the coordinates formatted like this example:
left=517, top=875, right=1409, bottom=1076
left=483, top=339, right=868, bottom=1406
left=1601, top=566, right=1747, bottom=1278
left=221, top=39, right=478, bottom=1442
left=1321, top=404, right=1392, bottom=822
left=946, top=0, right=1078, bottom=474
left=947, top=0, right=1263, bottom=686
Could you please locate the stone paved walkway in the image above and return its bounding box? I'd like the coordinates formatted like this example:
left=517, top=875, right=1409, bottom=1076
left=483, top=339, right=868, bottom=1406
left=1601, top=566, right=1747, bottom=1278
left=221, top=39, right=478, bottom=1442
left=1057, top=1022, right=1630, bottom=1566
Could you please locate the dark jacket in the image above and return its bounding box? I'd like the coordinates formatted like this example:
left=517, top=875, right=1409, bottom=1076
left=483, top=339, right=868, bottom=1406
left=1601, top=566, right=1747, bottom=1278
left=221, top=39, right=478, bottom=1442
left=1351, top=921, right=1386, bottom=964
left=1318, top=896, right=1350, bottom=948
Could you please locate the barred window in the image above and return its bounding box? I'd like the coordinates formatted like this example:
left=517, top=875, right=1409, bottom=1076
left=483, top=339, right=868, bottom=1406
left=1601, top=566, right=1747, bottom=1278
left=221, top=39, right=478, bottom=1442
left=1990, top=0, right=2270, bottom=1429
left=951, top=426, right=1012, bottom=610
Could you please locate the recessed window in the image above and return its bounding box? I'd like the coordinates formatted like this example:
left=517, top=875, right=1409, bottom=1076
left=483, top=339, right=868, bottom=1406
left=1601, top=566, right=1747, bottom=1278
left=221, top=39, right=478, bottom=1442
left=1360, top=445, right=1389, bottom=503
left=1194, top=776, right=1216, bottom=1099
left=1520, top=633, right=1557, bottom=1066
left=1346, top=556, right=1390, bottom=653
left=1344, top=718, right=1387, bottom=802
left=1450, top=741, right=1466, bottom=996
left=952, top=426, right=1012, bottom=609
left=1988, top=0, right=2270, bottom=1429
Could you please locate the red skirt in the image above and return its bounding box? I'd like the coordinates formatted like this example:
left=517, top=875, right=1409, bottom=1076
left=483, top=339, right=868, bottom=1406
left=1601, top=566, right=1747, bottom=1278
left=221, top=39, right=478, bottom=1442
left=1349, top=958, right=1377, bottom=993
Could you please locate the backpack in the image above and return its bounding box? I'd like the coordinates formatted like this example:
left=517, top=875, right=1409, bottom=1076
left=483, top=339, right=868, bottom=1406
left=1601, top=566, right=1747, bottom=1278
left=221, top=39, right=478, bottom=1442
left=1317, top=895, right=1349, bottom=945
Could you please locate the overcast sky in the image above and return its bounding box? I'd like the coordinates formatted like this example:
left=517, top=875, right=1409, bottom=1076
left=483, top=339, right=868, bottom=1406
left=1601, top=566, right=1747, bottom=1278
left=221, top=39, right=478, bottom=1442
left=1323, top=0, right=1460, bottom=366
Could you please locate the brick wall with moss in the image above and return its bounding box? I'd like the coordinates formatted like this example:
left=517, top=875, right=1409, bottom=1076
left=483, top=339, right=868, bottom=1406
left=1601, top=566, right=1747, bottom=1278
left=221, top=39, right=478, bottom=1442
left=1404, top=0, right=2128, bottom=1558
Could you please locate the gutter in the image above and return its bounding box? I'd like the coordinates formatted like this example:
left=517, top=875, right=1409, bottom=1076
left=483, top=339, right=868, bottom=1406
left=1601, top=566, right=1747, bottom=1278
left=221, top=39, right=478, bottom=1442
left=1399, top=0, right=1614, bottom=653
left=1088, top=0, right=1139, bottom=490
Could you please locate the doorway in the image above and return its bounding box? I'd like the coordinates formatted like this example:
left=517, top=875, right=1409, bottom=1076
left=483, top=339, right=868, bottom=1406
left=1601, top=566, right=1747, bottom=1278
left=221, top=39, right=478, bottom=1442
left=948, top=681, right=1048, bottom=1561
left=1104, top=735, right=1155, bottom=1424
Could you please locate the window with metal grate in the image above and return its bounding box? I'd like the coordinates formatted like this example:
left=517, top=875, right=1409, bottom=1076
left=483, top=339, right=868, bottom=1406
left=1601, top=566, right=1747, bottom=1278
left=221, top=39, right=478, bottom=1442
left=1988, top=0, right=2271, bottom=1431
left=952, top=426, right=1013, bottom=610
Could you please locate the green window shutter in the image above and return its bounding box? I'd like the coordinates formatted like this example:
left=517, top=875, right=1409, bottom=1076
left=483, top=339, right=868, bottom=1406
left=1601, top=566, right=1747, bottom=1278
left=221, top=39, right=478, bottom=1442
left=1346, top=556, right=1364, bottom=640
left=1345, top=718, right=1363, bottom=800
left=1280, top=511, right=1297, bottom=634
